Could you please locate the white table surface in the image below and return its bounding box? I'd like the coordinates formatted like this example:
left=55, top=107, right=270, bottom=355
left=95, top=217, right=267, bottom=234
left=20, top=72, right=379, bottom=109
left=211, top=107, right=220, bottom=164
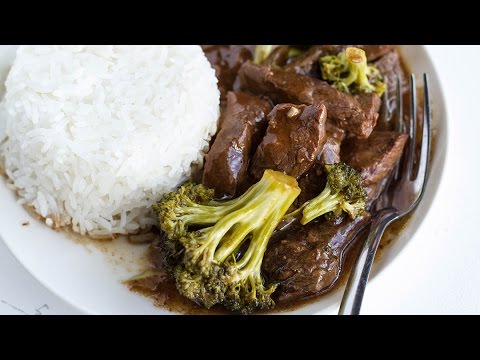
left=1, top=45, right=479, bottom=315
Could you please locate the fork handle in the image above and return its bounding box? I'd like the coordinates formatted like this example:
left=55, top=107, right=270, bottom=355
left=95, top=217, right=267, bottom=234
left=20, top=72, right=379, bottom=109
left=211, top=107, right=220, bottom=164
left=338, top=208, right=398, bottom=315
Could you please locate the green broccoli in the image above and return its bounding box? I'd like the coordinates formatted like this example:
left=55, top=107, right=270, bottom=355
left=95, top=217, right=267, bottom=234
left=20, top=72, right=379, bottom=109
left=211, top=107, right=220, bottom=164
left=301, top=162, right=366, bottom=225
left=320, top=47, right=385, bottom=96
left=254, top=45, right=305, bottom=65
left=153, top=170, right=301, bottom=314
left=288, top=47, right=303, bottom=58
left=254, top=45, right=279, bottom=64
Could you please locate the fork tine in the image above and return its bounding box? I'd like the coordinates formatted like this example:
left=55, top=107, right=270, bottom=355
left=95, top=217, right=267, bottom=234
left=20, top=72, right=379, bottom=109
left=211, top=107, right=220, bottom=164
left=407, top=74, right=417, bottom=179
left=412, top=74, right=431, bottom=199
left=394, top=76, right=404, bottom=180
left=395, top=75, right=404, bottom=133
left=399, top=75, right=417, bottom=180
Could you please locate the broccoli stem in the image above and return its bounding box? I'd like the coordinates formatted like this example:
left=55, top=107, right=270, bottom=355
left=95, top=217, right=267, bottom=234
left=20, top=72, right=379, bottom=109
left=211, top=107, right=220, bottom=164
left=345, top=47, right=375, bottom=93
left=301, top=183, right=342, bottom=225
left=173, top=181, right=272, bottom=234
left=235, top=207, right=282, bottom=274
left=214, top=171, right=300, bottom=264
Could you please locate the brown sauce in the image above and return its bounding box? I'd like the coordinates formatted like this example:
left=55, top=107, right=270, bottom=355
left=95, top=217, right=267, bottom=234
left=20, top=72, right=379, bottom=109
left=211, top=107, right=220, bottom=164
left=127, top=237, right=230, bottom=315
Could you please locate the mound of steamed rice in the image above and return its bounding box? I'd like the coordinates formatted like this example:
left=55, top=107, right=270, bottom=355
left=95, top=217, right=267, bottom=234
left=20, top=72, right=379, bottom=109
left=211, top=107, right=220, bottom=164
left=0, top=45, right=220, bottom=237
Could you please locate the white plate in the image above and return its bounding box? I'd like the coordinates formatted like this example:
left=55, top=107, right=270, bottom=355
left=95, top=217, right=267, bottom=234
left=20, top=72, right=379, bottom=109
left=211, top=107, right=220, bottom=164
left=0, top=45, right=448, bottom=315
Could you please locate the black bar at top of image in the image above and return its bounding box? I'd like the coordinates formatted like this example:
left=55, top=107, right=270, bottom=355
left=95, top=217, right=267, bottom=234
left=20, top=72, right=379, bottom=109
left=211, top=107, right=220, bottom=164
left=0, top=5, right=478, bottom=45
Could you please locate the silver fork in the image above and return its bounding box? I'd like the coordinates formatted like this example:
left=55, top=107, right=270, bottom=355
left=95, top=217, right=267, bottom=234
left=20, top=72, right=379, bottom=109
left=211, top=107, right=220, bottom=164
left=338, top=74, right=432, bottom=315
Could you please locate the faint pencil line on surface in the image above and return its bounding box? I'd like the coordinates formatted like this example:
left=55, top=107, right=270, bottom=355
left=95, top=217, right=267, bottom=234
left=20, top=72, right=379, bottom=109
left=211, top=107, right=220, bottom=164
left=34, top=304, right=49, bottom=315
left=1, top=300, right=50, bottom=315
left=1, top=299, right=29, bottom=315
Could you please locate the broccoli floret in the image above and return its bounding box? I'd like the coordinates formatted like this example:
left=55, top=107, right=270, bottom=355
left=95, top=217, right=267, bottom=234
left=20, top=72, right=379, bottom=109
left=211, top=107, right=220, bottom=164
left=301, top=162, right=366, bottom=225
left=154, top=170, right=301, bottom=314
left=320, top=47, right=385, bottom=96
left=154, top=182, right=216, bottom=240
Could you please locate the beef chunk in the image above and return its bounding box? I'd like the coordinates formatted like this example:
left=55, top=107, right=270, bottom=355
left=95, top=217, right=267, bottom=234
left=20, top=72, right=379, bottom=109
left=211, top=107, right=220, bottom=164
left=263, top=213, right=371, bottom=303
left=355, top=92, right=382, bottom=130
left=201, top=45, right=256, bottom=104
left=294, top=122, right=345, bottom=206
left=294, top=122, right=346, bottom=206
left=319, top=122, right=345, bottom=165
left=342, top=131, right=408, bottom=186
left=251, top=104, right=327, bottom=180
left=238, top=62, right=380, bottom=138
left=314, top=80, right=381, bottom=139
left=374, top=49, right=409, bottom=98
left=284, top=45, right=328, bottom=76
left=239, top=61, right=316, bottom=104
left=203, top=92, right=272, bottom=198
left=342, top=131, right=408, bottom=202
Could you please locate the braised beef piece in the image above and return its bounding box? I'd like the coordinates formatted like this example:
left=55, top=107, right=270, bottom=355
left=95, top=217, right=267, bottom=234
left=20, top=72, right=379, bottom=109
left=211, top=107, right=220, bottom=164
left=263, top=213, right=371, bottom=303
left=319, top=122, right=346, bottom=166
left=294, top=122, right=346, bottom=206
left=238, top=62, right=380, bottom=138
left=251, top=104, right=327, bottom=180
left=342, top=131, right=408, bottom=202
left=201, top=45, right=256, bottom=104
left=284, top=45, right=327, bottom=76
left=294, top=122, right=345, bottom=205
left=314, top=82, right=381, bottom=139
left=355, top=92, right=382, bottom=129
left=239, top=61, right=316, bottom=104
left=203, top=92, right=272, bottom=198
left=374, top=49, right=409, bottom=99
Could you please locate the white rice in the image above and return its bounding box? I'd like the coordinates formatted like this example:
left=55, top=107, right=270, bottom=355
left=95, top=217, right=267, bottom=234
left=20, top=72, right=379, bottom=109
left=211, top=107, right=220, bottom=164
left=0, top=45, right=220, bottom=236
